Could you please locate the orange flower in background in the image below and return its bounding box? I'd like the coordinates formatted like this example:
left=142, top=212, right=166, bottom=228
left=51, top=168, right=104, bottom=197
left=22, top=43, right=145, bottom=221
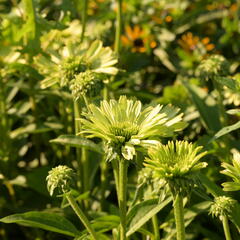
left=178, top=32, right=199, bottom=52
left=230, top=3, right=238, bottom=12
left=121, top=25, right=157, bottom=53
left=178, top=32, right=215, bottom=53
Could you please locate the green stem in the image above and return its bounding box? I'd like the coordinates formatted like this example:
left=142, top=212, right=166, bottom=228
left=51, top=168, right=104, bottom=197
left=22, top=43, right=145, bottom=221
left=66, top=193, right=98, bottom=240
left=222, top=216, right=232, bottom=240
left=149, top=184, right=160, bottom=240
left=173, top=194, right=185, bottom=240
left=0, top=75, right=10, bottom=166
left=112, top=159, right=119, bottom=196
left=80, top=0, right=88, bottom=43
left=212, top=77, right=228, bottom=126
left=100, top=85, right=109, bottom=210
left=119, top=159, right=128, bottom=240
left=100, top=161, right=108, bottom=210
left=74, top=98, right=89, bottom=206
left=74, top=99, right=82, bottom=181
left=152, top=213, right=160, bottom=240
left=114, top=0, right=122, bottom=55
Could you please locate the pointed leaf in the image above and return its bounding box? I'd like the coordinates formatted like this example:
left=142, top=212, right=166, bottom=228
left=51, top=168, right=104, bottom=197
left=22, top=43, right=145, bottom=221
left=210, top=121, right=240, bottom=142
left=0, top=211, right=80, bottom=237
left=184, top=82, right=221, bottom=132
left=50, top=135, right=103, bottom=154
left=126, top=196, right=172, bottom=237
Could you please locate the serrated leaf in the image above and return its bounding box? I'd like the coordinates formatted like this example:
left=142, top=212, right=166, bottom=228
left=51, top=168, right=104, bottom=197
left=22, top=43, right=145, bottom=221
left=0, top=211, right=80, bottom=237
left=50, top=135, right=103, bottom=154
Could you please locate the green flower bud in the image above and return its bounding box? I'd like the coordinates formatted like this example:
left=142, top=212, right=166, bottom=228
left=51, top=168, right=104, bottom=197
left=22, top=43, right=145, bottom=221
left=209, top=196, right=236, bottom=219
left=196, top=54, right=230, bottom=80
left=46, top=165, right=75, bottom=196
left=69, top=70, right=103, bottom=99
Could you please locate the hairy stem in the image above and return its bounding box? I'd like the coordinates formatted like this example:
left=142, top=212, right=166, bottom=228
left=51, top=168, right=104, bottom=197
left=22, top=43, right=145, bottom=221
left=119, top=159, right=128, bottom=240
left=173, top=194, right=185, bottom=240
left=66, top=193, right=97, bottom=240
left=222, top=216, right=232, bottom=240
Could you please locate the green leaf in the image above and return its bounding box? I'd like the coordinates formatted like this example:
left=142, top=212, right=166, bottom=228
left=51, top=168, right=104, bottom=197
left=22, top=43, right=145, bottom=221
left=184, top=82, right=221, bottom=133
left=0, top=211, right=80, bottom=237
left=215, top=76, right=237, bottom=91
left=50, top=135, right=103, bottom=154
left=91, top=215, right=120, bottom=233
left=126, top=196, right=172, bottom=237
left=10, top=122, right=63, bottom=138
left=26, top=166, right=51, bottom=196
left=227, top=109, right=240, bottom=116
left=22, top=0, right=40, bottom=53
left=230, top=204, right=240, bottom=232
left=40, top=77, right=59, bottom=89
left=210, top=121, right=240, bottom=142
left=198, top=173, right=224, bottom=197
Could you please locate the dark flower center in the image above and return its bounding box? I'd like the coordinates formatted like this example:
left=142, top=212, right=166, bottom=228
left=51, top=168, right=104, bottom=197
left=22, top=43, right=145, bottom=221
left=133, top=38, right=144, bottom=47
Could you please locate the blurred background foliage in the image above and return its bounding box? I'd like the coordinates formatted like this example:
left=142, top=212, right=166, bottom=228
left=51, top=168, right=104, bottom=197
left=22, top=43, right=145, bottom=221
left=0, top=0, right=240, bottom=239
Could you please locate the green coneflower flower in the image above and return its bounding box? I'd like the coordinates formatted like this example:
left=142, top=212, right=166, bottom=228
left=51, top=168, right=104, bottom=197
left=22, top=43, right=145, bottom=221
left=209, top=196, right=236, bottom=240
left=221, top=150, right=240, bottom=192
left=144, top=141, right=207, bottom=240
left=210, top=196, right=236, bottom=219
left=46, top=165, right=75, bottom=196
left=80, top=96, right=187, bottom=161
left=39, top=40, right=118, bottom=89
left=46, top=165, right=98, bottom=239
left=144, top=141, right=207, bottom=195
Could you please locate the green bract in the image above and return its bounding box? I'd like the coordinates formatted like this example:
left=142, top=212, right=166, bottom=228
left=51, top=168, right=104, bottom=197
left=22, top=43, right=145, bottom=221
left=80, top=96, right=187, bottom=161
left=69, top=71, right=103, bottom=99
left=221, top=150, right=240, bottom=191
left=144, top=141, right=207, bottom=195
left=46, top=165, right=75, bottom=196
left=209, top=196, right=236, bottom=219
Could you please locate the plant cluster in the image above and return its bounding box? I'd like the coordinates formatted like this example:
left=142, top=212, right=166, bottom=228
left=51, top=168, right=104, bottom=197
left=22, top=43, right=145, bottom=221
left=1, top=1, right=240, bottom=240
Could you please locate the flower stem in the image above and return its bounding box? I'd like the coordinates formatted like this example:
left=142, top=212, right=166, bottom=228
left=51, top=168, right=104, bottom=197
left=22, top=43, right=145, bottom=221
left=114, top=0, right=122, bottom=55
left=152, top=214, right=160, bottom=240
left=222, top=216, right=232, bottom=240
left=80, top=0, right=88, bottom=43
left=74, top=100, right=83, bottom=189
left=212, top=77, right=228, bottom=126
left=66, top=193, right=98, bottom=240
left=119, top=159, right=128, bottom=240
left=173, top=194, right=185, bottom=240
